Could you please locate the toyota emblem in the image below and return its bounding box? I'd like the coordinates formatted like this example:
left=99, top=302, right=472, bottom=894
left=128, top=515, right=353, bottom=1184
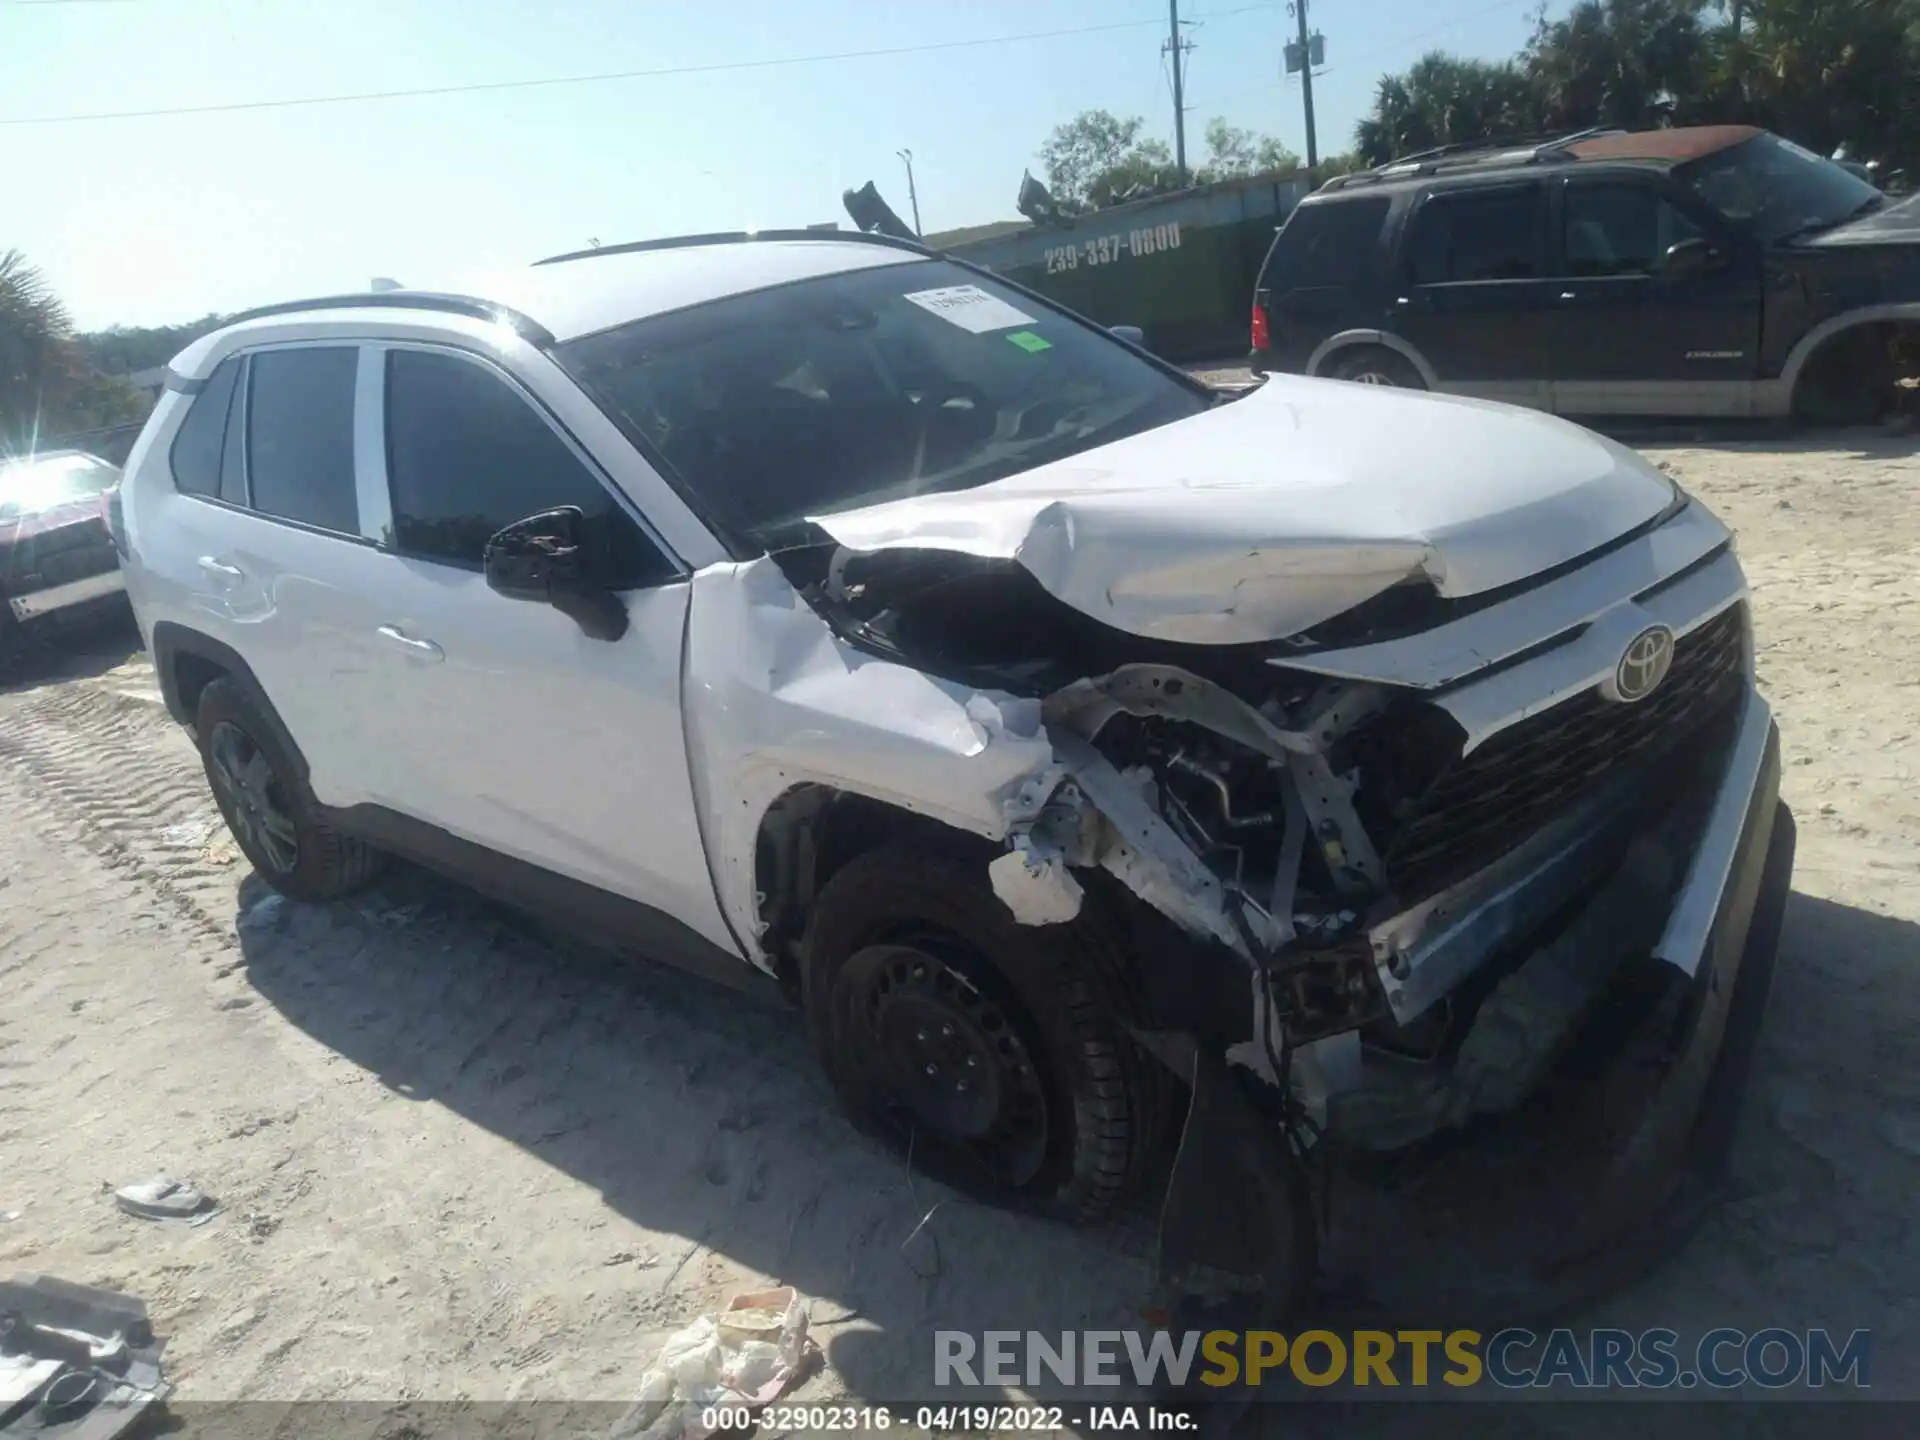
left=1604, top=624, right=1676, bottom=704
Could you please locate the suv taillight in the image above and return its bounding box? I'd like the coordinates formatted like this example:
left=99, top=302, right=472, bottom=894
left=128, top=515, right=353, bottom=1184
left=1250, top=298, right=1271, bottom=352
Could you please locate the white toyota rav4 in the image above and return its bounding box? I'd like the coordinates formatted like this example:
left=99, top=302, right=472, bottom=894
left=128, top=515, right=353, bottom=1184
left=120, top=231, right=1794, bottom=1313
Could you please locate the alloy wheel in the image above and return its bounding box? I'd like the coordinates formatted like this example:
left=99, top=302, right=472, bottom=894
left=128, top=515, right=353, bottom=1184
left=207, top=721, right=299, bottom=875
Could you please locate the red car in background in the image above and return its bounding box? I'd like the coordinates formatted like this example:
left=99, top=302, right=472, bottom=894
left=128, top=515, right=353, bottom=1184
left=0, top=449, right=130, bottom=666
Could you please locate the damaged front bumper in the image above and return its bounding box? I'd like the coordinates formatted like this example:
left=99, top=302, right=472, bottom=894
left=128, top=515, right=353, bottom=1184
left=1152, top=689, right=1794, bottom=1323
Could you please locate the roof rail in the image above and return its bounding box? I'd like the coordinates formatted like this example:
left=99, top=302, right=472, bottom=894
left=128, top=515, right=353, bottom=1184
left=216, top=291, right=556, bottom=347
left=1320, top=126, right=1629, bottom=191
left=535, top=228, right=934, bottom=267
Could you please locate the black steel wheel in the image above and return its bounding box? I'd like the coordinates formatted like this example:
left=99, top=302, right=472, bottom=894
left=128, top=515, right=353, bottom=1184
left=833, top=934, right=1053, bottom=1189
left=802, top=848, right=1168, bottom=1221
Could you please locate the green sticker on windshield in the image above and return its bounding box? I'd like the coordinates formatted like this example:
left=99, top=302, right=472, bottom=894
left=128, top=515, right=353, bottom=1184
left=1006, top=330, right=1052, bottom=353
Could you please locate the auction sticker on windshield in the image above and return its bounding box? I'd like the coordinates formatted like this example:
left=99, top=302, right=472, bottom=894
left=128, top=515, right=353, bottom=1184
left=904, top=284, right=1038, bottom=334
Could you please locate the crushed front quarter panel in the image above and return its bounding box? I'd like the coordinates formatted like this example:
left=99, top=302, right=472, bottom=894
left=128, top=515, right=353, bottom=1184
left=681, top=556, right=1057, bottom=969
left=811, top=378, right=1674, bottom=645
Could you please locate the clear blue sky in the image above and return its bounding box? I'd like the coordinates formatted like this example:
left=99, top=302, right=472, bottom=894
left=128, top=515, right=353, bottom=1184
left=4, top=0, right=1549, bottom=330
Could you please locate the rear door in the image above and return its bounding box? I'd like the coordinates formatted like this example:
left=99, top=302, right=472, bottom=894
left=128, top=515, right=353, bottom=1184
left=130, top=342, right=399, bottom=805
left=1389, top=181, right=1557, bottom=408
left=1255, top=196, right=1393, bottom=371
left=1547, top=173, right=1763, bottom=416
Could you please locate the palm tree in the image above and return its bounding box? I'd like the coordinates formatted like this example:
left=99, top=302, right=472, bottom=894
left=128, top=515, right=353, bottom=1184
left=1711, top=0, right=1920, bottom=167
left=1524, top=0, right=1714, bottom=131
left=1354, top=54, right=1545, bottom=164
left=0, top=249, right=81, bottom=448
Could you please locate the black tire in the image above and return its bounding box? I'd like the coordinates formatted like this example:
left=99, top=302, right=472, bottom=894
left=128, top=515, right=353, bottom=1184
left=1792, top=336, right=1888, bottom=427
left=1328, top=346, right=1426, bottom=389
left=801, top=847, right=1167, bottom=1222
left=194, top=676, right=382, bottom=902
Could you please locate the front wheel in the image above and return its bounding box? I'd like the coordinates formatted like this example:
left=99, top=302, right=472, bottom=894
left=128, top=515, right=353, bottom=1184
left=801, top=849, right=1167, bottom=1221
left=195, top=677, right=382, bottom=902
left=1328, top=346, right=1426, bottom=389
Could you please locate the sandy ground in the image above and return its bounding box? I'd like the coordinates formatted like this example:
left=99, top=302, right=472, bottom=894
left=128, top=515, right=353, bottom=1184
left=2, top=425, right=1919, bottom=1430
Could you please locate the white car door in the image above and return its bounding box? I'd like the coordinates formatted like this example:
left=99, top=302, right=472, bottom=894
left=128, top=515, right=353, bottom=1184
left=350, top=342, right=736, bottom=955
left=128, top=343, right=402, bottom=808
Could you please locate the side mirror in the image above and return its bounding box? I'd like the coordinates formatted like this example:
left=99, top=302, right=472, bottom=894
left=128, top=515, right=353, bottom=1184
left=1662, top=237, right=1722, bottom=278
left=484, top=506, right=629, bottom=642
left=1110, top=324, right=1148, bottom=350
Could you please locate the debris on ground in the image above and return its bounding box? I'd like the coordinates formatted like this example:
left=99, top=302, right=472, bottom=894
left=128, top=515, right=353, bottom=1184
left=111, top=1178, right=211, bottom=1222
left=611, top=1287, right=817, bottom=1440
left=0, top=1273, right=168, bottom=1440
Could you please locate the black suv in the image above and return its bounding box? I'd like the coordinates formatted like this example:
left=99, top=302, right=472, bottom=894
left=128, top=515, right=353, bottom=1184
left=1250, top=125, right=1920, bottom=422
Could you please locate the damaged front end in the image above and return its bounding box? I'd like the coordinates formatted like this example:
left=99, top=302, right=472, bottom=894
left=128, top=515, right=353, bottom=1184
left=797, top=490, right=1793, bottom=1324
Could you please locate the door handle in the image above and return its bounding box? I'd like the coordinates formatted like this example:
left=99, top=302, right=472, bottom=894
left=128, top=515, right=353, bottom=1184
left=1558, top=291, right=1579, bottom=302
left=196, top=556, right=244, bottom=582
left=376, top=625, right=444, bottom=662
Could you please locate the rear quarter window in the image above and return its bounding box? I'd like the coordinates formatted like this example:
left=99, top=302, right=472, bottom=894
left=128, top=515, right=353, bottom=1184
left=167, top=357, right=241, bottom=497
left=1260, top=198, right=1391, bottom=293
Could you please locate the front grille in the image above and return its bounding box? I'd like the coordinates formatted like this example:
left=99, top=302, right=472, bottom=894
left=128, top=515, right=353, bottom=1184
left=2, top=521, right=118, bottom=592
left=1381, top=603, right=1748, bottom=898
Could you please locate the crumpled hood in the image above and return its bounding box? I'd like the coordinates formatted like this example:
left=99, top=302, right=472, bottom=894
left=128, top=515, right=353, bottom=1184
left=811, top=376, right=1675, bottom=645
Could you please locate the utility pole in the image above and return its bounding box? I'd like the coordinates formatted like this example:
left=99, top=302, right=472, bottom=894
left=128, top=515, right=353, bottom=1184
left=896, top=149, right=922, bottom=235
left=1291, top=0, right=1319, bottom=173
left=1166, top=0, right=1189, bottom=184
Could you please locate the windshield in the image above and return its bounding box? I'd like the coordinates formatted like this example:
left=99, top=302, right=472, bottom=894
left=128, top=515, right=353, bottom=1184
left=0, top=452, right=120, bottom=522
left=1677, top=133, right=1882, bottom=243
left=557, top=258, right=1209, bottom=549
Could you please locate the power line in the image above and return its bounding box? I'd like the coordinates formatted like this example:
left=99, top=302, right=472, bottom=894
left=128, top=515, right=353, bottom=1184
left=0, top=4, right=1279, bottom=127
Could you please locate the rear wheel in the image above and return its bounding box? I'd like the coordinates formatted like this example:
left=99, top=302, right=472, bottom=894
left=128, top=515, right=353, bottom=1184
left=1792, top=325, right=1902, bottom=427
left=1328, top=346, right=1425, bottom=389
left=195, top=677, right=382, bottom=902
left=802, top=848, right=1167, bottom=1221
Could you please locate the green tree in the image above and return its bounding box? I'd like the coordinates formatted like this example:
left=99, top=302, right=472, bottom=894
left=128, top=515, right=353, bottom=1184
left=1039, top=110, right=1182, bottom=209
left=1524, top=0, right=1714, bottom=131
left=77, top=314, right=228, bottom=378
left=1, top=251, right=152, bottom=445
left=1354, top=53, right=1546, bottom=164
left=1196, top=118, right=1301, bottom=180
left=1, top=250, right=81, bottom=445
left=1711, top=0, right=1920, bottom=168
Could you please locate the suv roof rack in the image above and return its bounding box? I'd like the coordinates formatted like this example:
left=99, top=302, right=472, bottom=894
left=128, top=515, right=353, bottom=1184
left=217, top=291, right=556, bottom=347
left=535, top=228, right=934, bottom=267
left=1321, top=126, right=1627, bottom=191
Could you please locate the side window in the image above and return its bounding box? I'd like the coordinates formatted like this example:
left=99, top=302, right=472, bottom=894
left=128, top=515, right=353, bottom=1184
left=1563, top=184, right=1702, bottom=276
left=168, top=356, right=241, bottom=497
left=246, top=348, right=360, bottom=534
left=1407, top=187, right=1546, bottom=284
left=383, top=349, right=673, bottom=587
left=1262, top=198, right=1392, bottom=292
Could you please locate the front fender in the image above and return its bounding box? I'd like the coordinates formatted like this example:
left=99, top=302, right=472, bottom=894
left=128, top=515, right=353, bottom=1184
left=681, top=558, right=1055, bottom=970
